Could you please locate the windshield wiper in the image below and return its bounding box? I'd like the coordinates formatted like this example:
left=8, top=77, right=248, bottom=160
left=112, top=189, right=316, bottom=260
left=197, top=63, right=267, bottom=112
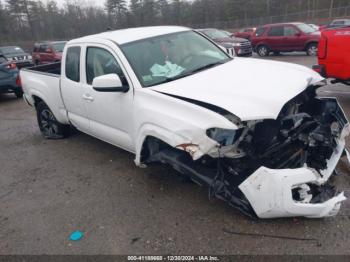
left=189, top=60, right=226, bottom=74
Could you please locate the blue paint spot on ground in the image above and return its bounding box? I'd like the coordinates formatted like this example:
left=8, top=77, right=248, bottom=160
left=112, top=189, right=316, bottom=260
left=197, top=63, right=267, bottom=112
left=70, top=231, right=83, bottom=241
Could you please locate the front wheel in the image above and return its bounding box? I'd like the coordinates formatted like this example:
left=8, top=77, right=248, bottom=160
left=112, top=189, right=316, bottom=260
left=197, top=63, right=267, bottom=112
left=36, top=101, right=70, bottom=139
left=306, top=43, right=318, bottom=56
left=257, top=45, right=270, bottom=57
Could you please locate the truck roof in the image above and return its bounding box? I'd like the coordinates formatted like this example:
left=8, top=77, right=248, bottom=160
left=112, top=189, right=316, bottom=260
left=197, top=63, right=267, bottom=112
left=69, top=26, right=190, bottom=45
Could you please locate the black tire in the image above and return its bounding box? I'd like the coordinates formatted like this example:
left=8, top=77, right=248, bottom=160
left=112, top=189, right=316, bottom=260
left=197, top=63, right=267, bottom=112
left=14, top=91, right=23, bottom=98
left=36, top=101, right=70, bottom=139
left=257, top=45, right=270, bottom=57
left=306, top=43, right=318, bottom=56
left=35, top=60, right=40, bottom=66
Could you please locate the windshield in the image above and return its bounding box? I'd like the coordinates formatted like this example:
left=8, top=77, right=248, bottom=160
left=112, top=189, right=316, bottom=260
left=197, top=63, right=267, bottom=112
left=221, top=30, right=232, bottom=37
left=296, top=24, right=316, bottom=34
left=52, top=42, right=66, bottom=52
left=0, top=46, right=24, bottom=55
left=121, top=31, right=230, bottom=87
left=201, top=29, right=228, bottom=39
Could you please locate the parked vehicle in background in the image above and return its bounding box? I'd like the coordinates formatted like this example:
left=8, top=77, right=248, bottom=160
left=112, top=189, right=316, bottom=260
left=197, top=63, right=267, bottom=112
left=308, top=24, right=320, bottom=31
left=0, top=46, right=33, bottom=69
left=21, top=26, right=349, bottom=219
left=32, top=41, right=67, bottom=65
left=0, top=57, right=22, bottom=98
left=234, top=27, right=256, bottom=40
left=320, top=19, right=350, bottom=30
left=220, top=30, right=233, bottom=37
left=251, top=23, right=320, bottom=56
left=197, top=28, right=252, bottom=57
left=313, top=25, right=350, bottom=85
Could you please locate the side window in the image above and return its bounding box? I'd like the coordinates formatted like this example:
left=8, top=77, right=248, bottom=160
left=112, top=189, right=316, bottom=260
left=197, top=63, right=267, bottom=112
left=284, top=26, right=298, bottom=36
left=65, top=46, right=81, bottom=82
left=39, top=44, right=48, bottom=52
left=86, top=47, right=125, bottom=85
left=268, top=26, right=284, bottom=37
left=255, top=27, right=265, bottom=37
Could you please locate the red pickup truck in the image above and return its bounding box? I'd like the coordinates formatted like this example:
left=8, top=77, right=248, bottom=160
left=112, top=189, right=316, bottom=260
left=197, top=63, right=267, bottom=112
left=313, top=26, right=350, bottom=85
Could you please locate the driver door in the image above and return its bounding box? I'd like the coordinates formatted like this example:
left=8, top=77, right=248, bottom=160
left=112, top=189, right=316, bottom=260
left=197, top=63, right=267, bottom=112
left=81, top=44, right=135, bottom=152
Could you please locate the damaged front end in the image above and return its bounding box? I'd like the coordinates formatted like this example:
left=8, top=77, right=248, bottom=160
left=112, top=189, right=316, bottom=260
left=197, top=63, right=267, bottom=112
left=142, top=86, right=350, bottom=219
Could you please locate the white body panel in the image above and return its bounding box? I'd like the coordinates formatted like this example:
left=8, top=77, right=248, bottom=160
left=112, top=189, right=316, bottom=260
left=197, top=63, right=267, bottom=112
left=150, top=58, right=323, bottom=121
left=20, top=26, right=348, bottom=219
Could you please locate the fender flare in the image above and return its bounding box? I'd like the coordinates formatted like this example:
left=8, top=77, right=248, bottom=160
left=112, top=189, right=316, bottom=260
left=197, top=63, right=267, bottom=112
left=30, top=90, right=69, bottom=124
left=134, top=124, right=187, bottom=166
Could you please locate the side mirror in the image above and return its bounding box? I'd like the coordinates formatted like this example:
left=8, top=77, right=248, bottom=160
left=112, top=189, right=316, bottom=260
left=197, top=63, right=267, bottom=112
left=295, top=32, right=301, bottom=37
left=92, top=73, right=129, bottom=92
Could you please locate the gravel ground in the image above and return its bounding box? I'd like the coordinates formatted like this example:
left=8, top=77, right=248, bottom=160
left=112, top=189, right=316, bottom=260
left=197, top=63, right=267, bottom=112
left=1, top=53, right=350, bottom=255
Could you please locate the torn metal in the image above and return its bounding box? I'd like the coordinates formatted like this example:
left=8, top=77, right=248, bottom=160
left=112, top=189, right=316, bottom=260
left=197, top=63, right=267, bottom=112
left=141, top=86, right=349, bottom=219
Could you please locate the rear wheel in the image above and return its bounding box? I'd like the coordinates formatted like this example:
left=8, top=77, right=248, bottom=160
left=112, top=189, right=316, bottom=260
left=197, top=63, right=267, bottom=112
left=36, top=101, right=70, bottom=139
left=306, top=43, right=318, bottom=56
left=257, top=45, right=270, bottom=57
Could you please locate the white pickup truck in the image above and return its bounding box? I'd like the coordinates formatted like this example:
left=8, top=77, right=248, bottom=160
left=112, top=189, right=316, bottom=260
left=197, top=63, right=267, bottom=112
left=21, top=26, right=349, bottom=219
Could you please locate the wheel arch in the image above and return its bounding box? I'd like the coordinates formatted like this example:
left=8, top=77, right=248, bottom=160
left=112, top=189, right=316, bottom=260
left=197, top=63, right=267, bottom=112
left=134, top=123, right=217, bottom=166
left=304, top=41, right=318, bottom=51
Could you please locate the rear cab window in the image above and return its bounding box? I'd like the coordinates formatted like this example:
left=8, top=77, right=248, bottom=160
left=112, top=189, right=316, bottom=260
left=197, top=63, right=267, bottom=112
left=65, top=46, right=81, bottom=82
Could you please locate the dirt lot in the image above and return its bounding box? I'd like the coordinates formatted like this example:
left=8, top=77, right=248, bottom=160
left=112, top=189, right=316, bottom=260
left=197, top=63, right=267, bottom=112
left=1, top=54, right=350, bottom=255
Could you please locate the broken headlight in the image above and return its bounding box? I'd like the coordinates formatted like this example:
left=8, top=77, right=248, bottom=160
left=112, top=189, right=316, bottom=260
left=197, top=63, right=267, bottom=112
left=206, top=128, right=243, bottom=146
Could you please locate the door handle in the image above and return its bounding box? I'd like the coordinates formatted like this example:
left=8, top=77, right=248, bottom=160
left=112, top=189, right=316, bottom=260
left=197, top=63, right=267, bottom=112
left=82, top=94, right=94, bottom=102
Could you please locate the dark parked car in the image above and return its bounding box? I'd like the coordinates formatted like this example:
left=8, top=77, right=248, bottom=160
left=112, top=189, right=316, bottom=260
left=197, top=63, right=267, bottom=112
left=197, top=28, right=252, bottom=57
left=0, top=56, right=22, bottom=98
left=0, top=46, right=33, bottom=68
left=251, top=22, right=320, bottom=56
left=32, top=41, right=67, bottom=65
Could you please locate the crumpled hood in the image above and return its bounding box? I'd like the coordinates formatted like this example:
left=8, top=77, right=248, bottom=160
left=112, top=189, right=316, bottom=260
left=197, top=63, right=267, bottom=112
left=150, top=58, right=324, bottom=121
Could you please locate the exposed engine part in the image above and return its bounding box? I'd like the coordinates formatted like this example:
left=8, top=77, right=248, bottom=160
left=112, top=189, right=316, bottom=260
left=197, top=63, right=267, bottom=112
left=141, top=86, right=349, bottom=218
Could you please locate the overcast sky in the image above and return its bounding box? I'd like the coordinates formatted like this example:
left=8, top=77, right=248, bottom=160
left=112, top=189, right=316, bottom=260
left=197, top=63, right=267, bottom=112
left=0, top=0, right=106, bottom=8
left=54, top=0, right=105, bottom=7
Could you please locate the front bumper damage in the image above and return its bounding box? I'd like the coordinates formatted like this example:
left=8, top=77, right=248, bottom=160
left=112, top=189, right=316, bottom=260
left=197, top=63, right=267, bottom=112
left=237, top=96, right=349, bottom=218
left=143, top=89, right=350, bottom=219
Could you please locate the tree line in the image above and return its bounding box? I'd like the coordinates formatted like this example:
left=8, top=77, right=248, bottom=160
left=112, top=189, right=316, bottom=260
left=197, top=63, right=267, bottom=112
left=1, top=0, right=350, bottom=44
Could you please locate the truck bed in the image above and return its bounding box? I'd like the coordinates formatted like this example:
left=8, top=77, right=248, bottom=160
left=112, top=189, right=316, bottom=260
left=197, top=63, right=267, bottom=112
left=24, top=62, right=61, bottom=76
left=20, top=62, right=69, bottom=124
